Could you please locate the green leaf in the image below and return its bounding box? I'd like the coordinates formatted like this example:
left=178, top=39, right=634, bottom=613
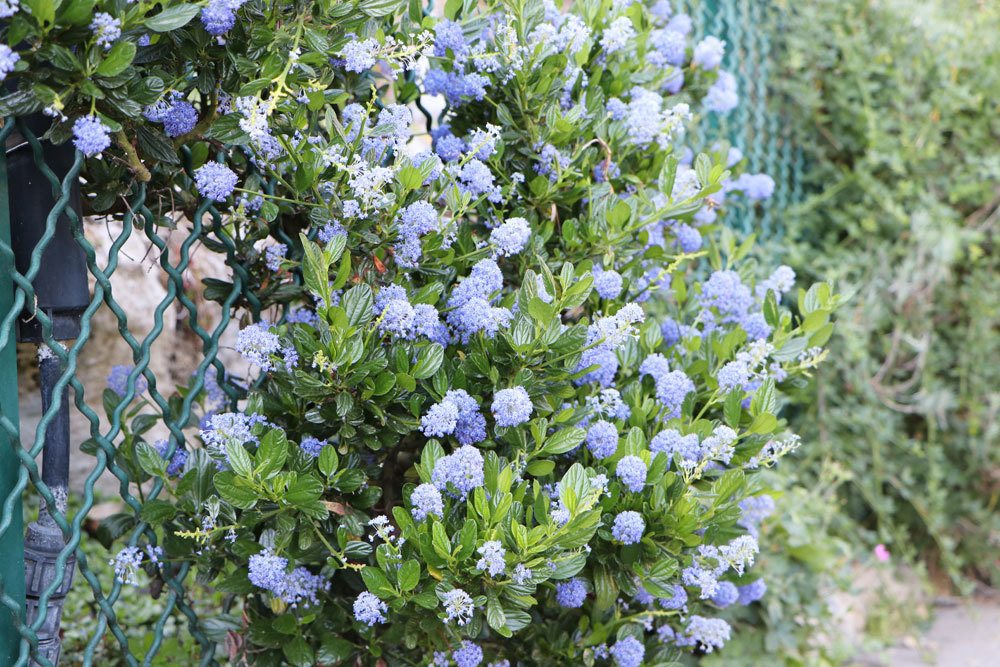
left=317, top=446, right=339, bottom=477
left=299, top=234, right=331, bottom=308
left=750, top=378, right=776, bottom=416
left=398, top=560, right=420, bottom=592
left=431, top=522, right=451, bottom=560
left=486, top=594, right=509, bottom=636
left=411, top=344, right=444, bottom=379
left=144, top=4, right=201, bottom=32
left=255, top=429, right=288, bottom=479
left=542, top=427, right=585, bottom=455
left=526, top=459, right=555, bottom=477
left=214, top=472, right=258, bottom=509
left=282, top=637, right=314, bottom=667
left=23, top=0, right=56, bottom=24
left=504, top=609, right=532, bottom=633
left=226, top=441, right=254, bottom=479
left=96, top=41, right=136, bottom=77
left=361, top=566, right=396, bottom=597
left=317, top=637, right=354, bottom=664
left=750, top=413, right=778, bottom=434
left=139, top=499, right=176, bottom=524
left=711, top=469, right=745, bottom=507
left=723, top=390, right=743, bottom=427
left=135, top=441, right=167, bottom=477
left=358, top=0, right=404, bottom=17
left=285, top=475, right=324, bottom=505
left=57, top=0, right=95, bottom=26
left=343, top=285, right=373, bottom=327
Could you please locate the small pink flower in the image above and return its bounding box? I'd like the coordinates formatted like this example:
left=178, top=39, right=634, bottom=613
left=874, top=544, right=890, bottom=562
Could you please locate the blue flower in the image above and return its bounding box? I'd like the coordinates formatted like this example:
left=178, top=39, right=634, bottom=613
left=155, top=440, right=188, bottom=477
left=612, top=511, right=645, bottom=545
left=593, top=268, right=623, bottom=299
left=586, top=420, right=619, bottom=459
left=491, top=387, right=532, bottom=427
left=601, top=16, right=635, bottom=54
left=194, top=162, right=238, bottom=201
left=107, top=364, right=147, bottom=398
left=710, top=581, right=739, bottom=608
left=410, top=483, right=444, bottom=521
left=0, top=45, right=20, bottom=81
left=555, top=578, right=587, bottom=608
left=421, top=390, right=486, bottom=445
left=433, top=19, right=470, bottom=59
left=676, top=615, right=731, bottom=653
left=353, top=591, right=388, bottom=626
left=609, top=636, right=644, bottom=667
left=90, top=12, right=121, bottom=49
left=264, top=244, right=286, bottom=272
left=489, top=217, right=531, bottom=257
left=650, top=429, right=701, bottom=465
left=144, top=93, right=198, bottom=138
left=475, top=540, right=506, bottom=577
left=236, top=322, right=281, bottom=371
left=717, top=359, right=751, bottom=392
left=72, top=115, right=111, bottom=157
left=452, top=640, right=483, bottom=667
left=341, top=37, right=379, bottom=73
left=706, top=71, right=739, bottom=113
left=300, top=436, right=327, bottom=458
left=616, top=455, right=647, bottom=492
left=200, top=0, right=246, bottom=36
left=692, top=36, right=726, bottom=69
left=737, top=579, right=767, bottom=605
left=674, top=223, right=702, bottom=252
left=432, top=445, right=485, bottom=499
left=442, top=588, right=474, bottom=625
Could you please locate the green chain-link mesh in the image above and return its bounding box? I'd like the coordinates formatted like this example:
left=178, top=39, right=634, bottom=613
left=0, top=2, right=803, bottom=664
left=684, top=0, right=806, bottom=239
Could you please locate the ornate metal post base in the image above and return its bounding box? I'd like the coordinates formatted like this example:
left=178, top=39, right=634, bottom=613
left=24, top=513, right=75, bottom=666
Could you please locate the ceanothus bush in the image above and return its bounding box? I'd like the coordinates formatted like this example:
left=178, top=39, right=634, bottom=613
left=4, top=0, right=839, bottom=664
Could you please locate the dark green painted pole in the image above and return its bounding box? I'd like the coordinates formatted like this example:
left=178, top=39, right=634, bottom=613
left=0, top=143, right=26, bottom=663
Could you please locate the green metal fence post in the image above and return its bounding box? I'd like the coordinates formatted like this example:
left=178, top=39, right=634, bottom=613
left=0, top=142, right=26, bottom=663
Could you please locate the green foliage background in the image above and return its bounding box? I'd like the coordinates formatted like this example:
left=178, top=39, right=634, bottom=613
left=776, top=0, right=999, bottom=587
left=698, top=0, right=999, bottom=662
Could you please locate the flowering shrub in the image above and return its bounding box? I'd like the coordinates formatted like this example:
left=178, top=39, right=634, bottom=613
left=5, top=0, right=838, bottom=664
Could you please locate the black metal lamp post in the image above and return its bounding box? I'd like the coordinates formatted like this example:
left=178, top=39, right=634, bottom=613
left=6, top=111, right=90, bottom=666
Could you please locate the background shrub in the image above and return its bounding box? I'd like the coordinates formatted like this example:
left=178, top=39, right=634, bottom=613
left=775, top=0, right=1000, bottom=587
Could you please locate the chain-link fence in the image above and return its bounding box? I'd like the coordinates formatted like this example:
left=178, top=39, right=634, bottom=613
left=684, top=0, right=805, bottom=239
left=0, top=2, right=801, bottom=664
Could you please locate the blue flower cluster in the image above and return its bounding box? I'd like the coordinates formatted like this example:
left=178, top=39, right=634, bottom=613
left=491, top=386, right=533, bottom=427
left=447, top=259, right=513, bottom=342
left=410, top=483, right=444, bottom=521
left=144, top=92, right=198, bottom=138
left=612, top=510, right=645, bottom=545
left=72, top=115, right=111, bottom=157
left=421, top=389, right=487, bottom=445
left=194, top=162, right=238, bottom=201
left=432, top=445, right=485, bottom=499
left=555, top=577, right=587, bottom=608
left=106, top=364, right=147, bottom=398
left=248, top=549, right=327, bottom=608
